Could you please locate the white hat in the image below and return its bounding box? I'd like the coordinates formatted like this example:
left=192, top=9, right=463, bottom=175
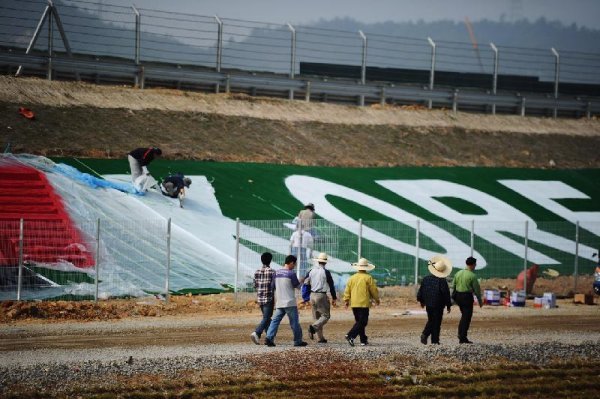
left=351, top=258, right=376, bottom=272
left=312, top=252, right=328, bottom=264
left=427, top=255, right=453, bottom=278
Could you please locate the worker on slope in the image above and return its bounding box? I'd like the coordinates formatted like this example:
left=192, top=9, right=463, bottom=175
left=161, top=173, right=192, bottom=208
left=128, top=147, right=162, bottom=191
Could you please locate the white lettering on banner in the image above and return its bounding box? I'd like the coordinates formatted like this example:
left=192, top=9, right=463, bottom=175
left=284, top=175, right=484, bottom=268
left=377, top=179, right=597, bottom=263
left=499, top=180, right=600, bottom=237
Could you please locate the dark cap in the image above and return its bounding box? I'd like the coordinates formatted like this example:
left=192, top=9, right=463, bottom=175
left=466, top=256, right=477, bottom=266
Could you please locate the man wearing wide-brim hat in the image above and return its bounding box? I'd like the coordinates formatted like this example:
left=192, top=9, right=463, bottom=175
left=304, top=252, right=337, bottom=343
left=417, top=255, right=453, bottom=345
left=342, top=258, right=380, bottom=346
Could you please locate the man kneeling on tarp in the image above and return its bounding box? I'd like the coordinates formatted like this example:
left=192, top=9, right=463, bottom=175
left=161, top=174, right=192, bottom=207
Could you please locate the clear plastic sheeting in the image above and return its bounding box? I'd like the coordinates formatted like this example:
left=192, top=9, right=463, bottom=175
left=1, top=154, right=241, bottom=300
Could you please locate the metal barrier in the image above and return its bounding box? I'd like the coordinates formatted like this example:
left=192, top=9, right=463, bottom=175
left=1, top=0, right=600, bottom=117
left=236, top=219, right=600, bottom=297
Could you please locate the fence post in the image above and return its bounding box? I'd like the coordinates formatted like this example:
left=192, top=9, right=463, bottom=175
left=16, top=218, right=24, bottom=301
left=470, top=220, right=475, bottom=257
left=452, top=90, right=458, bottom=113
left=490, top=42, right=498, bottom=115
left=215, top=15, right=223, bottom=72
left=427, top=37, right=436, bottom=109
left=287, top=23, right=296, bottom=100
left=523, top=220, right=528, bottom=297
left=574, top=221, right=579, bottom=293
left=165, top=217, right=171, bottom=303
left=357, top=218, right=363, bottom=260
left=305, top=81, right=311, bottom=102
left=414, top=219, right=420, bottom=291
left=132, top=6, right=141, bottom=87
left=520, top=96, right=526, bottom=117
left=551, top=47, right=560, bottom=119
left=47, top=4, right=53, bottom=80
left=94, top=218, right=100, bottom=302
left=358, top=30, right=367, bottom=106
left=235, top=217, right=240, bottom=300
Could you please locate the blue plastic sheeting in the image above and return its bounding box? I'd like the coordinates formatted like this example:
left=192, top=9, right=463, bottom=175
left=54, top=163, right=143, bottom=195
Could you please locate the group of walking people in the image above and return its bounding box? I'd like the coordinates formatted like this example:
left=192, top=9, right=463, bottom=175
left=251, top=251, right=380, bottom=347
left=251, top=252, right=481, bottom=347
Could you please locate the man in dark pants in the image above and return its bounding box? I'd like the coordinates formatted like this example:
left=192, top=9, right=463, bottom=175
left=452, top=256, right=483, bottom=344
left=250, top=252, right=275, bottom=345
left=417, top=255, right=453, bottom=345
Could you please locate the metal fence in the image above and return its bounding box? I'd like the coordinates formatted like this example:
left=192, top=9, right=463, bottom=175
left=1, top=0, right=600, bottom=116
left=1, top=217, right=598, bottom=301
left=236, top=219, right=599, bottom=297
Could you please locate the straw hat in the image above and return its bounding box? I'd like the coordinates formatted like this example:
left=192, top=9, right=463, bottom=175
left=352, top=258, right=376, bottom=272
left=542, top=268, right=559, bottom=278
left=428, top=255, right=453, bottom=278
left=312, top=252, right=328, bottom=264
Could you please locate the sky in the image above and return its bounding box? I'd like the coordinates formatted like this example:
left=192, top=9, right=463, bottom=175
left=126, top=0, right=600, bottom=30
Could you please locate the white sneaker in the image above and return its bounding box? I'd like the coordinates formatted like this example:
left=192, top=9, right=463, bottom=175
left=250, top=332, right=260, bottom=345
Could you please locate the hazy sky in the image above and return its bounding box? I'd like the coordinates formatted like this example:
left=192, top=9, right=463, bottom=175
left=127, top=0, right=600, bottom=30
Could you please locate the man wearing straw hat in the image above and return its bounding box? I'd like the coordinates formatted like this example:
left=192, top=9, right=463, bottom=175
left=417, top=255, right=453, bottom=345
left=305, top=252, right=337, bottom=343
left=343, top=258, right=380, bottom=346
left=452, top=256, right=482, bottom=344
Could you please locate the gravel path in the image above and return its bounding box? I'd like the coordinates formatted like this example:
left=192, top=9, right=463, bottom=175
left=1, top=304, right=599, bottom=391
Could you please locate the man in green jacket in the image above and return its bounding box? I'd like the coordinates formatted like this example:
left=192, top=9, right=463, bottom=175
left=343, top=258, right=380, bottom=346
left=452, top=256, right=482, bottom=344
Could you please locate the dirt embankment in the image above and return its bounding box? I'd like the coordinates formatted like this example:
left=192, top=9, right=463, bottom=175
left=1, top=76, right=600, bottom=168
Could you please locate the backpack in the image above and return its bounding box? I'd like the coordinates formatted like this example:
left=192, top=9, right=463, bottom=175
left=301, top=269, right=312, bottom=302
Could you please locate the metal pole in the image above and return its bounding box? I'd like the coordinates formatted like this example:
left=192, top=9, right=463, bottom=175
left=358, top=218, right=363, bottom=260
left=523, top=220, right=528, bottom=298
left=16, top=5, right=51, bottom=77
left=132, top=6, right=141, bottom=87
left=16, top=218, right=24, bottom=301
left=50, top=2, right=79, bottom=81
left=235, top=217, right=240, bottom=300
left=574, top=221, right=579, bottom=293
left=414, top=219, right=420, bottom=288
left=551, top=47, right=560, bottom=118
left=287, top=23, right=296, bottom=100
left=165, top=218, right=171, bottom=303
left=490, top=42, right=498, bottom=115
left=427, top=37, right=436, bottom=109
left=470, top=220, right=475, bottom=257
left=215, top=16, right=223, bottom=72
left=47, top=4, right=53, bottom=81
left=359, top=30, right=367, bottom=107
left=297, top=220, right=303, bottom=279
left=94, top=218, right=100, bottom=302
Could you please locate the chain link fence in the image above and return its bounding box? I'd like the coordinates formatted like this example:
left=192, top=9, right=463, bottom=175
left=236, top=218, right=600, bottom=299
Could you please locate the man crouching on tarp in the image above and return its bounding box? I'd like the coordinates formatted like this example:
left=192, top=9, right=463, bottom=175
left=161, top=173, right=192, bottom=208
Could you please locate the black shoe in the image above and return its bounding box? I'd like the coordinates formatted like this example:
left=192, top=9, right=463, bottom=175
left=345, top=335, right=355, bottom=347
left=360, top=341, right=368, bottom=346
left=431, top=342, right=440, bottom=345
left=420, top=334, right=428, bottom=345
left=318, top=339, right=328, bottom=343
left=308, top=325, right=316, bottom=340
left=294, top=341, right=308, bottom=347
left=264, top=338, right=276, bottom=347
left=459, top=339, right=473, bottom=344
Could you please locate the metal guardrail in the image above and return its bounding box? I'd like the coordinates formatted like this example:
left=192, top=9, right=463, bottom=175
left=2, top=51, right=599, bottom=117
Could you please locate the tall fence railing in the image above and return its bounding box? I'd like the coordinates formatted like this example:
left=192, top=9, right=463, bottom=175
left=1, top=217, right=598, bottom=301
left=236, top=219, right=600, bottom=298
left=1, top=0, right=600, bottom=116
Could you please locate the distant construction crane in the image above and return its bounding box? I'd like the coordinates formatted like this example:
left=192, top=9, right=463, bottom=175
left=464, top=16, right=485, bottom=73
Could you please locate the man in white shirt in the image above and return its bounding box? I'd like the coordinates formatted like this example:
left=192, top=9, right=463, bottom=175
left=304, top=252, right=337, bottom=343
left=289, top=228, right=313, bottom=277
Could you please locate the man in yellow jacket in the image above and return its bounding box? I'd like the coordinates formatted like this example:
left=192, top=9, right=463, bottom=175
left=343, top=258, right=380, bottom=346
